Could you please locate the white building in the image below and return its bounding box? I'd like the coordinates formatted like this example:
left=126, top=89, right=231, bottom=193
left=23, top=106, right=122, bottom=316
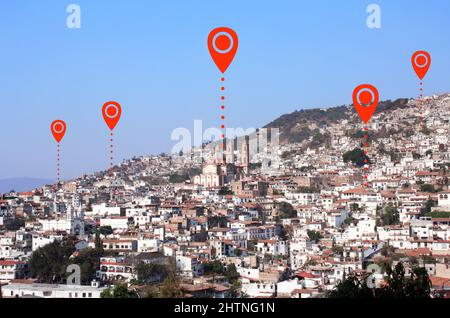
left=99, top=216, right=129, bottom=230
left=96, top=257, right=135, bottom=282
left=138, top=236, right=161, bottom=252
left=241, top=281, right=275, bottom=298
left=90, top=203, right=122, bottom=216
left=32, top=234, right=63, bottom=251
left=438, top=192, right=450, bottom=209
left=1, top=281, right=106, bottom=298
left=39, top=204, right=85, bottom=235
left=175, top=254, right=202, bottom=278
left=256, top=239, right=289, bottom=256
left=0, top=260, right=27, bottom=282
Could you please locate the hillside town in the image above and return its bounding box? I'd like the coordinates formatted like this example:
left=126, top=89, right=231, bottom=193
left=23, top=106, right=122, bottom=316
left=1, top=94, right=449, bottom=298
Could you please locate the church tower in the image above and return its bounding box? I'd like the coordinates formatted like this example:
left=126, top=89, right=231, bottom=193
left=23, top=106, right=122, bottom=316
left=226, top=138, right=235, bottom=164
left=66, top=204, right=73, bottom=224
left=52, top=199, right=58, bottom=215
left=213, top=143, right=222, bottom=164
left=66, top=204, right=85, bottom=236
left=242, top=136, right=250, bottom=176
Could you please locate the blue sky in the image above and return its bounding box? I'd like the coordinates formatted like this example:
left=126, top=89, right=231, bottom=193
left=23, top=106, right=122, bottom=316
left=1, top=0, right=449, bottom=180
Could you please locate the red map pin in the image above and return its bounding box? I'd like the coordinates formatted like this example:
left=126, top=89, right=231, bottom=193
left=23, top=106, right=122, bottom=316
left=353, top=84, right=379, bottom=124
left=208, top=27, right=238, bottom=73
left=412, top=51, right=431, bottom=80
left=102, top=101, right=122, bottom=130
left=50, top=120, right=67, bottom=143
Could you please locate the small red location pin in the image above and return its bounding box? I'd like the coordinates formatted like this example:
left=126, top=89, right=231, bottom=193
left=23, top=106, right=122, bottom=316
left=353, top=84, right=379, bottom=124
left=208, top=27, right=238, bottom=73
left=412, top=51, right=431, bottom=80
left=50, top=120, right=67, bottom=143
left=102, top=101, right=122, bottom=130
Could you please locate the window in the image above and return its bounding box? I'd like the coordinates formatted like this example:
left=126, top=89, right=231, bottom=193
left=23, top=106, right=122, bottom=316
left=82, top=293, right=86, bottom=298
left=88, top=293, right=92, bottom=298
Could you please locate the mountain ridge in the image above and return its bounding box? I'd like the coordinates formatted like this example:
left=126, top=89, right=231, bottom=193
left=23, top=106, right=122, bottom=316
left=264, top=98, right=410, bottom=144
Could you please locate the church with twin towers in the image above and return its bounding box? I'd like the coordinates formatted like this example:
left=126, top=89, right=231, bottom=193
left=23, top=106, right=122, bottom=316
left=192, top=128, right=279, bottom=187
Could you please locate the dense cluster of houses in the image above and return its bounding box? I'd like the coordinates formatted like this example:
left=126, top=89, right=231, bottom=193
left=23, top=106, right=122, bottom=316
left=1, top=94, right=449, bottom=298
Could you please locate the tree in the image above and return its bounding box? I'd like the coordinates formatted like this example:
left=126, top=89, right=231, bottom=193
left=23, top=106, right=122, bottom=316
left=136, top=258, right=181, bottom=296
left=307, top=230, right=323, bottom=242
left=187, top=167, right=202, bottom=176
left=218, top=186, right=234, bottom=195
left=208, top=216, right=228, bottom=228
left=84, top=224, right=95, bottom=235
left=28, top=239, right=75, bottom=283
left=380, top=245, right=395, bottom=257
left=160, top=275, right=183, bottom=298
left=169, top=173, right=189, bottom=184
left=420, top=198, right=433, bottom=216
left=350, top=203, right=359, bottom=212
left=135, top=262, right=150, bottom=284
left=309, top=130, right=331, bottom=148
left=247, top=239, right=257, bottom=251
left=344, top=216, right=356, bottom=226
left=379, top=262, right=431, bottom=298
left=135, top=262, right=170, bottom=284
left=279, top=225, right=289, bottom=240
left=296, top=187, right=318, bottom=194
left=420, top=184, right=435, bottom=193
left=135, top=263, right=151, bottom=284
left=332, top=245, right=344, bottom=254
left=100, top=284, right=135, bottom=298
left=99, top=226, right=113, bottom=235
left=425, top=211, right=450, bottom=218
left=94, top=230, right=104, bottom=253
left=328, top=262, right=431, bottom=298
left=4, top=218, right=25, bottom=231
left=421, top=126, right=431, bottom=135
left=378, top=203, right=399, bottom=226
left=203, top=260, right=225, bottom=275
left=143, top=285, right=160, bottom=298
left=343, top=148, right=370, bottom=167
left=328, top=275, right=375, bottom=298
left=278, top=202, right=296, bottom=219
left=225, top=264, right=240, bottom=284
left=71, top=248, right=102, bottom=285
left=229, top=280, right=241, bottom=298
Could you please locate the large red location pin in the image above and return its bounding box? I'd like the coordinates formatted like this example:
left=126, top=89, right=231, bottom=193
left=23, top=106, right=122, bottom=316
left=208, top=27, right=238, bottom=73
left=412, top=51, right=431, bottom=80
left=50, top=120, right=67, bottom=143
left=353, top=84, right=379, bottom=124
left=102, top=101, right=122, bottom=130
